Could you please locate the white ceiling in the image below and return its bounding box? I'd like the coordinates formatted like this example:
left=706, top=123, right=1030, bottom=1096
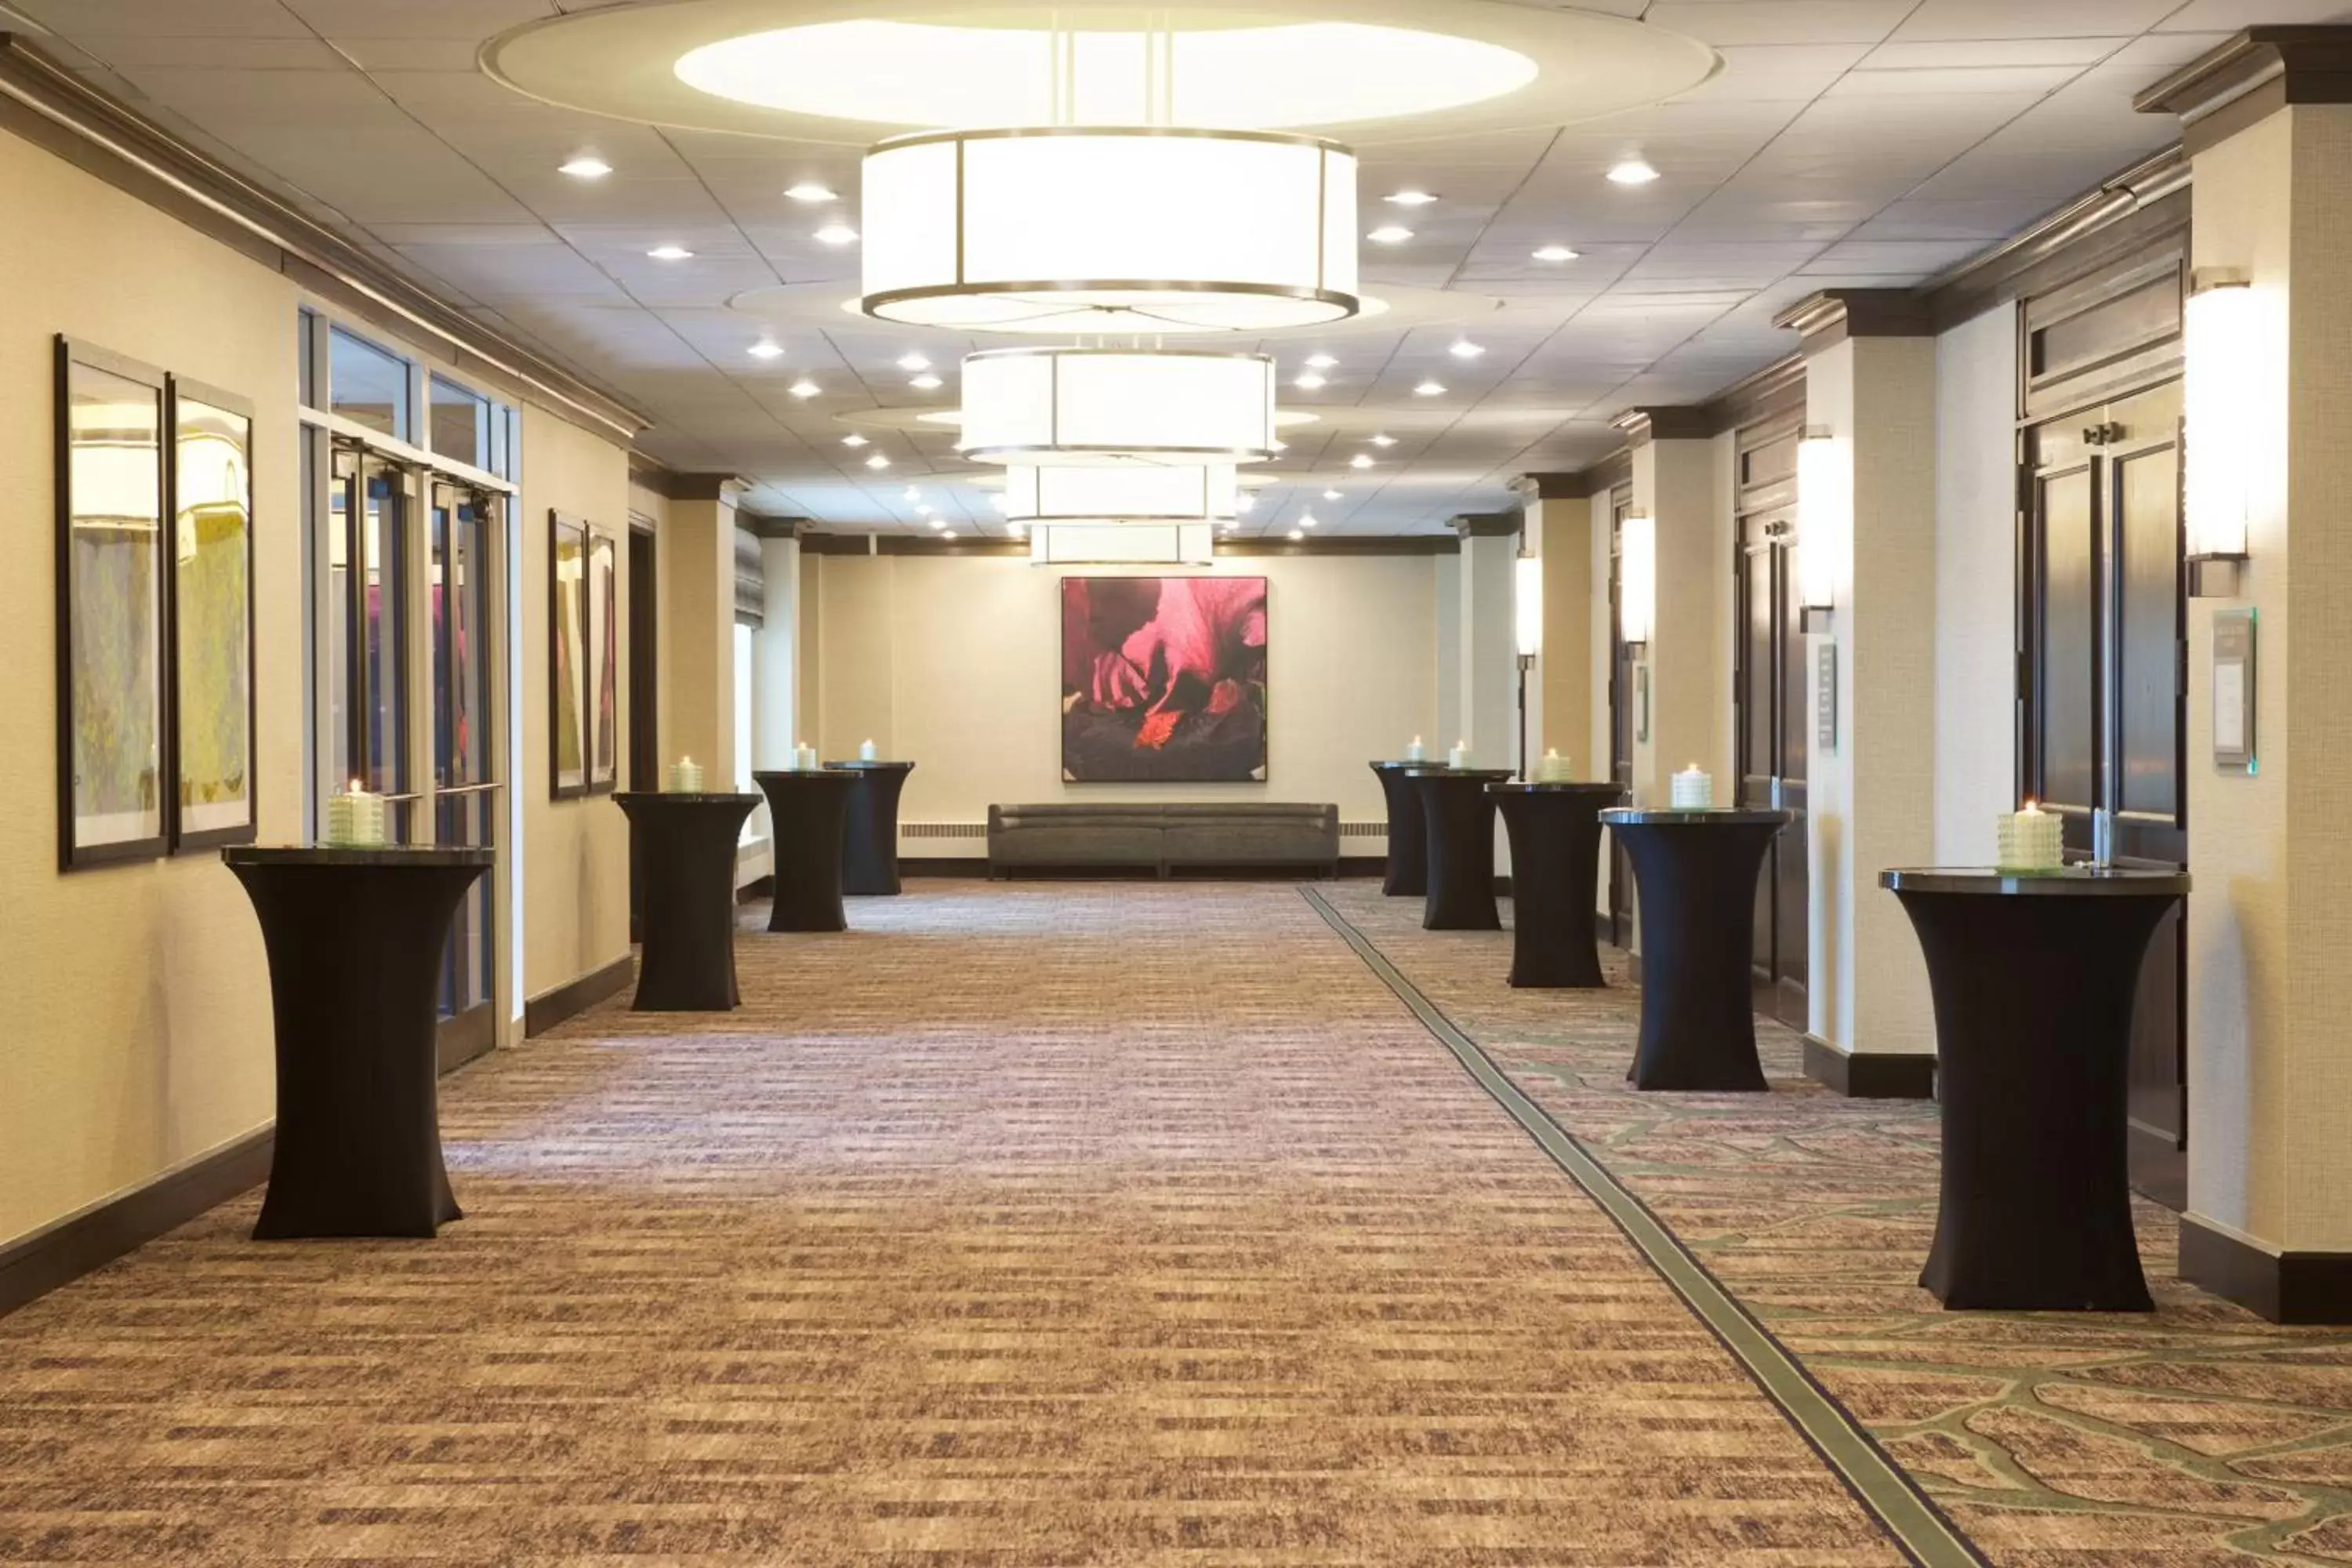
left=7, top=0, right=2346, bottom=536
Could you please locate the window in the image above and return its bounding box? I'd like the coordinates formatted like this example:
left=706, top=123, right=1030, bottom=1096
left=429, top=372, right=491, bottom=470
left=329, top=327, right=410, bottom=441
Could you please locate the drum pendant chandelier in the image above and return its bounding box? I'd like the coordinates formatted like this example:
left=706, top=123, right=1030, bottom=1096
left=859, top=126, right=1361, bottom=334
left=958, top=347, right=1277, bottom=465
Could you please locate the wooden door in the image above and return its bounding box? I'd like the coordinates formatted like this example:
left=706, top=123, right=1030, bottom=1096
left=627, top=524, right=658, bottom=944
left=1737, top=510, right=1809, bottom=1029
left=2023, top=381, right=2187, bottom=1207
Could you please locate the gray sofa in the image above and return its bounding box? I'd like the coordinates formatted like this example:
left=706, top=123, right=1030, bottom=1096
left=988, top=803, right=1340, bottom=878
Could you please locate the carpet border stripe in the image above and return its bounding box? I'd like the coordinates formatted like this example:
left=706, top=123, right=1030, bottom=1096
left=1302, top=887, right=1987, bottom=1568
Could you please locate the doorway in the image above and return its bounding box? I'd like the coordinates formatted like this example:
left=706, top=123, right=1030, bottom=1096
left=2021, top=379, right=2187, bottom=1207
left=627, top=522, right=659, bottom=943
left=1606, top=483, right=1635, bottom=947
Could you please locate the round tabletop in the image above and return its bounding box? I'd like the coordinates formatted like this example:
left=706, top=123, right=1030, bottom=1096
left=1488, top=782, right=1626, bottom=797
left=614, top=791, right=760, bottom=806
left=1371, top=760, right=1451, bottom=771
left=1409, top=767, right=1516, bottom=782
left=223, top=844, right=496, bottom=868
left=1600, top=808, right=1795, bottom=828
left=823, top=760, right=914, bottom=771
left=1881, top=866, right=2190, bottom=897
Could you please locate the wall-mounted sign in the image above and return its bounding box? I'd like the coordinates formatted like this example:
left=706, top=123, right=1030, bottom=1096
left=2213, top=608, right=2256, bottom=775
left=1816, top=642, right=1838, bottom=754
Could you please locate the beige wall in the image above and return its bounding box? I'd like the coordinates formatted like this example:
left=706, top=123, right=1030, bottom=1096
left=801, top=552, right=1441, bottom=844
left=1932, top=306, right=2020, bottom=868
left=0, top=122, right=640, bottom=1251
left=0, top=128, right=298, bottom=1245
left=519, top=408, right=633, bottom=1002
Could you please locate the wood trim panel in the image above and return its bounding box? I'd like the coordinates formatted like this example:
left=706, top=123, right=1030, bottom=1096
left=2181, top=1214, right=2352, bottom=1325
left=2136, top=27, right=2352, bottom=157
left=1926, top=157, right=2189, bottom=332
left=1802, top=1037, right=1937, bottom=1099
left=523, top=953, right=634, bottom=1037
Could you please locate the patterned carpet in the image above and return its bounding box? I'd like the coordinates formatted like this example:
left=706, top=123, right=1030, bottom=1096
left=1315, top=882, right=2352, bottom=1567
left=0, top=882, right=1911, bottom=1565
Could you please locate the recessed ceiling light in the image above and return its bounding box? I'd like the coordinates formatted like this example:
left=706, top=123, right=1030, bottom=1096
left=897, top=352, right=931, bottom=372
left=648, top=244, right=693, bottom=260
left=918, top=505, right=936, bottom=516
left=1367, top=225, right=1414, bottom=245
left=909, top=372, right=943, bottom=390
left=558, top=155, right=612, bottom=180
left=1305, top=353, right=1338, bottom=369
left=902, top=486, right=922, bottom=500
left=941, top=529, right=958, bottom=539
left=747, top=339, right=785, bottom=360
left=842, top=434, right=869, bottom=448
left=1236, top=492, right=1257, bottom=514
left=1414, top=379, right=1446, bottom=396
left=865, top=453, right=891, bottom=470
left=1350, top=453, right=1376, bottom=470
left=1323, top=488, right=1341, bottom=501
left=1385, top=189, right=1439, bottom=206
left=1293, top=372, right=1327, bottom=390
left=788, top=377, right=820, bottom=397
left=1287, top=528, right=1305, bottom=541
left=1607, top=158, right=1661, bottom=186
left=1300, top=510, right=1319, bottom=528
left=1533, top=245, right=1581, bottom=263
left=1369, top=433, right=1398, bottom=447
left=784, top=182, right=838, bottom=203
left=815, top=223, right=859, bottom=245
left=1449, top=339, right=1486, bottom=359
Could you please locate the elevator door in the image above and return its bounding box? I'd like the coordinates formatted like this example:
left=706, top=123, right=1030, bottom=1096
left=2023, top=381, right=2187, bottom=1207
left=1737, top=507, right=1809, bottom=1030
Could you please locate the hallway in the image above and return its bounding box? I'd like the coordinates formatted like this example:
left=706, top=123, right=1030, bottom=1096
left=0, top=884, right=1903, bottom=1564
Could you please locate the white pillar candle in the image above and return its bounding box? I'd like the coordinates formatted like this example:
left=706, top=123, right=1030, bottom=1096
left=797, top=742, right=820, bottom=771
left=326, top=779, right=387, bottom=846
left=1537, top=748, right=1573, bottom=784
left=1670, top=765, right=1714, bottom=811
left=1996, top=800, right=2063, bottom=873
left=1404, top=735, right=1426, bottom=764
left=858, top=739, right=879, bottom=763
left=1446, top=740, right=1470, bottom=769
left=666, top=757, right=704, bottom=793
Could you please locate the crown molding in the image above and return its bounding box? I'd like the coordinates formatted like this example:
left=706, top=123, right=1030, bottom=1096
left=740, top=513, right=808, bottom=541
left=1771, top=288, right=1936, bottom=353
left=0, top=33, right=648, bottom=442
left=1608, top=405, right=1715, bottom=446
left=1512, top=472, right=1597, bottom=502
left=2137, top=27, right=2352, bottom=156
left=1919, top=147, right=2189, bottom=331
left=1450, top=511, right=1523, bottom=539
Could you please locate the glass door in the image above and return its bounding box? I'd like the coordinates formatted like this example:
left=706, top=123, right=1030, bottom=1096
left=430, top=481, right=500, bottom=1051
left=328, top=444, right=413, bottom=837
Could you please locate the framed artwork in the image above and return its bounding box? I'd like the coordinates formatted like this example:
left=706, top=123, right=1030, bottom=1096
left=586, top=528, right=619, bottom=793
left=549, top=510, right=589, bottom=800
left=166, top=378, right=256, bottom=851
left=1061, top=575, right=1267, bottom=782
left=56, top=338, right=169, bottom=869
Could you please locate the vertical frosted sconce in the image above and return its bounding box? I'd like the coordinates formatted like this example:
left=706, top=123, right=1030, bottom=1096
left=1513, top=552, right=1544, bottom=662
left=1795, top=426, right=1846, bottom=631
left=2185, top=268, right=2254, bottom=596
left=1619, top=513, right=1655, bottom=652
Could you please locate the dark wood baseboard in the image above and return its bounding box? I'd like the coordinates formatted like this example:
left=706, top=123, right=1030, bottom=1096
left=524, top=953, right=634, bottom=1037
left=736, top=874, right=774, bottom=901
left=435, top=1004, right=496, bottom=1075
left=1802, top=1036, right=1937, bottom=1098
left=903, top=858, right=989, bottom=877
left=0, top=1127, right=273, bottom=1320
left=903, top=857, right=1382, bottom=880
left=2180, top=1214, right=2352, bottom=1324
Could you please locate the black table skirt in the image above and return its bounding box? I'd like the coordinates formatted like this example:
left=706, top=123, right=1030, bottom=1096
left=1891, top=882, right=2180, bottom=1311
left=615, top=793, right=759, bottom=1011
left=1606, top=814, right=1788, bottom=1091
left=753, top=770, right=859, bottom=932
left=826, top=761, right=915, bottom=896
left=1370, top=761, right=1441, bottom=897
left=1491, top=785, right=1624, bottom=988
left=223, top=848, right=492, bottom=1240
left=1411, top=769, right=1517, bottom=930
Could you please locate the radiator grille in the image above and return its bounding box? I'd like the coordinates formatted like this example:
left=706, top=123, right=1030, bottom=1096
left=1341, top=822, right=1387, bottom=839
left=901, top=822, right=988, bottom=840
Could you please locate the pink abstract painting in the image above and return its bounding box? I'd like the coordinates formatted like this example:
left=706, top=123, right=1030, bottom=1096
left=1061, top=575, right=1268, bottom=782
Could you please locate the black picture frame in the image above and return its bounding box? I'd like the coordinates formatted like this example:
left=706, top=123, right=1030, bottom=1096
left=56, top=336, right=171, bottom=871
left=165, top=376, right=258, bottom=853
left=549, top=510, right=590, bottom=800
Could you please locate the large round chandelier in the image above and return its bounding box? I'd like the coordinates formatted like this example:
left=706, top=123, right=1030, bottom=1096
left=860, top=125, right=1359, bottom=334
left=958, top=347, right=1277, bottom=464
left=1004, top=463, right=1239, bottom=526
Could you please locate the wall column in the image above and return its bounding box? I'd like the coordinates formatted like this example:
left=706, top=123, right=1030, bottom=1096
left=660, top=477, right=741, bottom=788
left=1624, top=417, right=1732, bottom=809
left=1515, top=476, right=1597, bottom=779
left=1775, top=294, right=1940, bottom=1094
left=2140, top=31, right=2352, bottom=1320
left=748, top=516, right=803, bottom=771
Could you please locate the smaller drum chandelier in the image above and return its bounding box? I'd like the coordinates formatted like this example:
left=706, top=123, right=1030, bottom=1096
left=1004, top=463, right=1238, bottom=526
left=958, top=347, right=1277, bottom=465
left=860, top=127, right=1359, bottom=334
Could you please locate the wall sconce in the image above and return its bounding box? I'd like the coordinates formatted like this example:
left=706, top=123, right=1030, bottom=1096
left=1795, top=426, right=1846, bottom=632
left=1619, top=513, right=1655, bottom=653
left=2186, top=267, right=2254, bottom=597
left=1513, top=552, right=1544, bottom=666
